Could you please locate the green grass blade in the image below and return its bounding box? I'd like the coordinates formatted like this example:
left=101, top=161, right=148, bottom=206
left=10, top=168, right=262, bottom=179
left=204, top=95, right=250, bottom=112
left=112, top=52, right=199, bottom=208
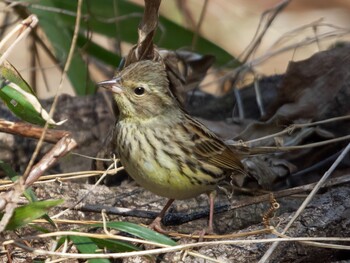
left=70, top=235, right=111, bottom=263
left=3, top=199, right=64, bottom=230
left=93, top=221, right=176, bottom=246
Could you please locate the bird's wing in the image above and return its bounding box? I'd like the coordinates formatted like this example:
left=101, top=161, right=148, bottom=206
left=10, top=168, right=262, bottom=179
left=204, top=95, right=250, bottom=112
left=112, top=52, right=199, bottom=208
left=185, top=115, right=245, bottom=174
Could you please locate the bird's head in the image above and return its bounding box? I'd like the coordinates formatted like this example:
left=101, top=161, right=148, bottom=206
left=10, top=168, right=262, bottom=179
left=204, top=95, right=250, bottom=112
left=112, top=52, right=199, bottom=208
left=98, top=60, right=177, bottom=120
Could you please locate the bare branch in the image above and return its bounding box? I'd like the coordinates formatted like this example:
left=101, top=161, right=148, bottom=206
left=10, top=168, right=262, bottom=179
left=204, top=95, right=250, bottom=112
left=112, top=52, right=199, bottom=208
left=25, top=135, right=77, bottom=186
left=0, top=119, right=70, bottom=143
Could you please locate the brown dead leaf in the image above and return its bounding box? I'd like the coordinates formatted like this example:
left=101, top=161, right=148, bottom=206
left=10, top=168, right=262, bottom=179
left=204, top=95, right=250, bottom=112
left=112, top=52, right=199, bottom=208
left=239, top=44, right=350, bottom=144
left=234, top=44, right=350, bottom=188
left=265, top=44, right=350, bottom=124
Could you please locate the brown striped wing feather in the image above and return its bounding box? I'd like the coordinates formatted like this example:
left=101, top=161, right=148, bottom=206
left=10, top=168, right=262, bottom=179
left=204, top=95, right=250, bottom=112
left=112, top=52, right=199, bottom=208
left=185, top=115, right=245, bottom=174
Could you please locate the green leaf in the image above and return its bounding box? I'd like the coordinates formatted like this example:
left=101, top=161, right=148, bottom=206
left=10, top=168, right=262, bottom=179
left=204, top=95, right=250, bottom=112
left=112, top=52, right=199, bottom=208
left=50, top=236, right=69, bottom=251
left=70, top=235, right=110, bottom=263
left=0, top=160, right=17, bottom=179
left=91, top=237, right=141, bottom=252
left=0, top=160, right=36, bottom=202
left=0, top=59, right=35, bottom=95
left=0, top=161, right=57, bottom=228
left=93, top=221, right=176, bottom=246
left=3, top=199, right=64, bottom=230
left=0, top=60, right=66, bottom=125
left=30, top=224, right=52, bottom=234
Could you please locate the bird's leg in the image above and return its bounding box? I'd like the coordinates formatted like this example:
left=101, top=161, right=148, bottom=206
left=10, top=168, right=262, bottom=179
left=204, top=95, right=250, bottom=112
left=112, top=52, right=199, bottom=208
left=194, top=191, right=217, bottom=240
left=208, top=191, right=217, bottom=233
left=149, top=198, right=174, bottom=233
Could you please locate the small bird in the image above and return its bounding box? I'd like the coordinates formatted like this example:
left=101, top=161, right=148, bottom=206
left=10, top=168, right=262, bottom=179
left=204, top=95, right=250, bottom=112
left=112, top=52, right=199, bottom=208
left=98, top=60, right=246, bottom=232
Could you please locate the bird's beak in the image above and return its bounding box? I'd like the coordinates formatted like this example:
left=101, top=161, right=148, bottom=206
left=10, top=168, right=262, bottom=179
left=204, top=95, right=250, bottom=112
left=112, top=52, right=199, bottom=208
left=97, top=77, right=123, bottom=94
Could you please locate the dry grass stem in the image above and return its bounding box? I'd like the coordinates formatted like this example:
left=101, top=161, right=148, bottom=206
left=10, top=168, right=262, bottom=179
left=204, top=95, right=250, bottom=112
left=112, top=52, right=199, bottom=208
left=51, top=160, right=118, bottom=219
left=0, top=169, right=122, bottom=190
left=0, top=15, right=38, bottom=65
left=241, top=115, right=350, bottom=146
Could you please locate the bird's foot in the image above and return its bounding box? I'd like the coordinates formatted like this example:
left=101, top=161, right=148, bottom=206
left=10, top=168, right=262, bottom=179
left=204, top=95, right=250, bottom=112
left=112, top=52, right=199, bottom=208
left=148, top=216, right=168, bottom=234
left=192, top=226, right=215, bottom=241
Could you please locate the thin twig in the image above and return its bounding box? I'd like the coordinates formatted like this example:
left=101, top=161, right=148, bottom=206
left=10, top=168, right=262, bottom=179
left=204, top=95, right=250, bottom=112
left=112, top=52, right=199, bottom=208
left=272, top=229, right=350, bottom=250
left=253, top=75, right=266, bottom=117
left=191, top=0, right=208, bottom=50
left=0, top=169, right=123, bottom=190
left=270, top=20, right=344, bottom=48
left=199, top=22, right=350, bottom=90
left=112, top=0, right=122, bottom=55
left=246, top=134, right=350, bottom=153
left=29, top=33, right=37, bottom=91
left=239, top=0, right=290, bottom=64
left=247, top=28, right=350, bottom=70
left=241, top=115, right=350, bottom=146
left=230, top=173, right=350, bottom=212
left=5, top=1, right=84, bottom=17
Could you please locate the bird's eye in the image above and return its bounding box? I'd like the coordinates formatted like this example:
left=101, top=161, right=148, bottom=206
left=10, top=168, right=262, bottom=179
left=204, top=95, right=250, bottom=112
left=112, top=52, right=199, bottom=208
left=134, top=87, right=145, bottom=96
